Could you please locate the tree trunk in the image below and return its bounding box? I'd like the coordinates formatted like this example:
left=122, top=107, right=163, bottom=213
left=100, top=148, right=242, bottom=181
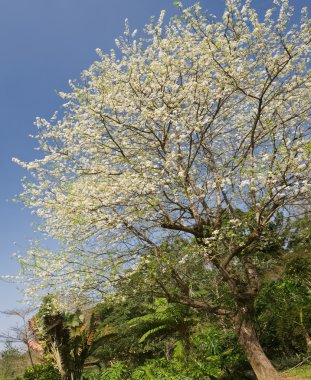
left=25, top=341, right=35, bottom=370
left=236, top=309, right=279, bottom=380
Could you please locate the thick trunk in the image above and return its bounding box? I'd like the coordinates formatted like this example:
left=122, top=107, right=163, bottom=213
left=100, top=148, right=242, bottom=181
left=236, top=309, right=279, bottom=380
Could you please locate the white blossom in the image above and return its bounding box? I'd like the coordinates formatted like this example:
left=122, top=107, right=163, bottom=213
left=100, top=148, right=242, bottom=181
left=10, top=0, right=311, bottom=303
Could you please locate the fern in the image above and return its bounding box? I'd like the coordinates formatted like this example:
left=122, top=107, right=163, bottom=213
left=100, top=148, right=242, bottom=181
left=138, top=325, right=168, bottom=343
left=100, top=361, right=127, bottom=380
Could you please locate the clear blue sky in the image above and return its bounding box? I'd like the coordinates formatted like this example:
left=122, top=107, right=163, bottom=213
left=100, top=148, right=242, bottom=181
left=0, top=0, right=308, bottom=343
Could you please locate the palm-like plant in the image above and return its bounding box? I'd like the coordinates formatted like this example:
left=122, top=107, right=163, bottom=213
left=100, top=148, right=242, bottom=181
left=29, top=296, right=97, bottom=380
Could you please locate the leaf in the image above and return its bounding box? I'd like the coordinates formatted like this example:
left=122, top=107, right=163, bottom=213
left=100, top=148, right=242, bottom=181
left=138, top=325, right=168, bottom=343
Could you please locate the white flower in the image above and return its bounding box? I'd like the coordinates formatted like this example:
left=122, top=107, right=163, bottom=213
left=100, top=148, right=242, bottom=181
left=240, top=180, right=250, bottom=187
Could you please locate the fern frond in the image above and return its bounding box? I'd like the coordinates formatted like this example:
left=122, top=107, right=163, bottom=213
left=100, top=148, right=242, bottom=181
left=139, top=325, right=168, bottom=343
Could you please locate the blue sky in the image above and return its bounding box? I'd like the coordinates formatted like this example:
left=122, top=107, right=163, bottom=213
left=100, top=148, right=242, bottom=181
left=0, top=0, right=308, bottom=344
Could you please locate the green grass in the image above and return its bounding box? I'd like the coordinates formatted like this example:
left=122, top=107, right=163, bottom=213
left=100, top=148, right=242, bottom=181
left=283, top=364, right=311, bottom=379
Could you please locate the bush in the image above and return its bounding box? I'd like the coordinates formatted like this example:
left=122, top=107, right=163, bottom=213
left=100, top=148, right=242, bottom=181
left=131, top=327, right=249, bottom=380
left=22, top=363, right=60, bottom=380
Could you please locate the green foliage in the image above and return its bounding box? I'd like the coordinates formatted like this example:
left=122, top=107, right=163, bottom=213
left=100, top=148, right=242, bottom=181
left=122, top=238, right=235, bottom=320
left=0, top=343, right=26, bottom=380
left=99, top=362, right=128, bottom=380
left=187, top=326, right=247, bottom=379
left=1, top=343, right=21, bottom=362
left=284, top=251, right=311, bottom=280
left=82, top=293, right=247, bottom=379
left=288, top=216, right=311, bottom=253
left=131, top=358, right=192, bottom=380
left=22, top=363, right=60, bottom=380
left=19, top=222, right=311, bottom=378
left=130, top=326, right=246, bottom=380
left=256, top=278, right=311, bottom=357
left=129, top=298, right=194, bottom=347
left=256, top=218, right=311, bottom=359
left=91, top=297, right=169, bottom=367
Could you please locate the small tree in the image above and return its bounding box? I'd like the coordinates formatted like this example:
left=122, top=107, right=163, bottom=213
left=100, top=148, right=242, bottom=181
left=15, top=1, right=311, bottom=379
left=0, top=308, right=37, bottom=370
left=0, top=341, right=23, bottom=379
left=29, top=296, right=97, bottom=380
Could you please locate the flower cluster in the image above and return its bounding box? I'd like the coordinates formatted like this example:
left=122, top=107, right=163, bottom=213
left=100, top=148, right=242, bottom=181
left=13, top=0, right=311, bottom=303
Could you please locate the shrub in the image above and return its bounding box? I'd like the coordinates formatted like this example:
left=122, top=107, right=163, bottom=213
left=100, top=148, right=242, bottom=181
left=22, top=363, right=60, bottom=380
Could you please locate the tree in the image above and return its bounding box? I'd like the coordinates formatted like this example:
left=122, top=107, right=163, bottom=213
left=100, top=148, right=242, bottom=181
left=0, top=341, right=24, bottom=380
left=15, top=1, right=311, bottom=379
left=0, top=308, right=37, bottom=370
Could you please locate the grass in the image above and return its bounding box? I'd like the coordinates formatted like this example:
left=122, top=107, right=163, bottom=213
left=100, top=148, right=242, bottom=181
left=283, top=364, right=311, bottom=379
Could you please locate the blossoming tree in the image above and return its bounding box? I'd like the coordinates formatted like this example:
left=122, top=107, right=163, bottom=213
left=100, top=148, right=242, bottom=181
left=15, top=0, right=310, bottom=378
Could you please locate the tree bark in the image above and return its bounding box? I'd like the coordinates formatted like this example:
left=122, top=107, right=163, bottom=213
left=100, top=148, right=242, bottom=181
left=236, top=308, right=279, bottom=380
left=25, top=341, right=35, bottom=370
